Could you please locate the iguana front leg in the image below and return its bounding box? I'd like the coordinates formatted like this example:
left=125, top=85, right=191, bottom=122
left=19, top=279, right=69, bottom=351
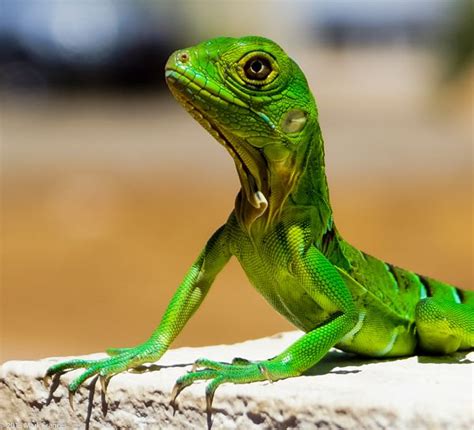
left=172, top=246, right=359, bottom=412
left=45, top=225, right=231, bottom=399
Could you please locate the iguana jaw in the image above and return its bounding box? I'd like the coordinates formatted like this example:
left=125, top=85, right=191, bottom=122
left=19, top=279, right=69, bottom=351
left=166, top=68, right=269, bottom=218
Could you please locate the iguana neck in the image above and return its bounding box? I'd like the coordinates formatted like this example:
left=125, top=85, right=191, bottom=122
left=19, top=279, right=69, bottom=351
left=235, top=127, right=333, bottom=236
left=290, top=129, right=333, bottom=230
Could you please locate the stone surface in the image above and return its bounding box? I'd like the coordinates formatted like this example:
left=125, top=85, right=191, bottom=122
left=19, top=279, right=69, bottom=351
left=1, top=331, right=473, bottom=429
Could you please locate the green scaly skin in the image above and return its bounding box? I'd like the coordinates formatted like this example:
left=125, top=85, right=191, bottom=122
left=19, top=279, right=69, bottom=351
left=46, top=36, right=474, bottom=414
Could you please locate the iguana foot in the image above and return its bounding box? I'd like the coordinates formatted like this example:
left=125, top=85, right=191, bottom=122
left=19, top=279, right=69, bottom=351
left=171, top=357, right=295, bottom=414
left=44, top=343, right=160, bottom=408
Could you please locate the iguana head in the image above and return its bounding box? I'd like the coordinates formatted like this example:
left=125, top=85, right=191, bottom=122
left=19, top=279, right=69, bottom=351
left=165, top=36, right=319, bottom=230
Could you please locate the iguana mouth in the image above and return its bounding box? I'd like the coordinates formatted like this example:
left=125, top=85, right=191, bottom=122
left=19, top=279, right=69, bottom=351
left=166, top=68, right=268, bottom=213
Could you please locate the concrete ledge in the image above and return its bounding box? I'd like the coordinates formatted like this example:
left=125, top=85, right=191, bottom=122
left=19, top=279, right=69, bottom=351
left=1, top=331, right=473, bottom=429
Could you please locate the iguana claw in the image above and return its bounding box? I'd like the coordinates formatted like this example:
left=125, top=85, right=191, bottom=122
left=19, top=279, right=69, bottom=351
left=205, top=376, right=222, bottom=415
left=100, top=375, right=110, bottom=416
left=99, top=375, right=109, bottom=397
left=169, top=382, right=182, bottom=410
left=68, top=390, right=76, bottom=411
left=43, top=374, right=51, bottom=387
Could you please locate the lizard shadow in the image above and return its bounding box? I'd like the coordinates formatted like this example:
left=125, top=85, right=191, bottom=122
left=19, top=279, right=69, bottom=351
left=303, top=349, right=473, bottom=378
left=304, top=349, right=376, bottom=376
left=128, top=361, right=194, bottom=373
left=416, top=350, right=473, bottom=365
left=304, top=349, right=434, bottom=377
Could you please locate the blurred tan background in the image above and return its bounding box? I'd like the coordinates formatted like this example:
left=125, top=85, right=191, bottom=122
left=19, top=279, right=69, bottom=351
left=1, top=0, right=473, bottom=362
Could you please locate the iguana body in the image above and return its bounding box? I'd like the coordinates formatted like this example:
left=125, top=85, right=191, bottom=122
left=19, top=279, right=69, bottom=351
left=46, top=36, right=474, bottom=412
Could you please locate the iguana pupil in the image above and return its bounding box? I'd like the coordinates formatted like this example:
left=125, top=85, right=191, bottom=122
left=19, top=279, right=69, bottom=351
left=244, top=56, right=271, bottom=80
left=250, top=60, right=263, bottom=73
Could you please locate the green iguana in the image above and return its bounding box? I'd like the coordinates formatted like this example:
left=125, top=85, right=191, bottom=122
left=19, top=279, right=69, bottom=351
left=45, top=36, right=474, bottom=415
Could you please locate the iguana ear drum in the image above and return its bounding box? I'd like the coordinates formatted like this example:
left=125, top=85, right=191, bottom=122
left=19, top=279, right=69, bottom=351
left=281, top=109, right=307, bottom=133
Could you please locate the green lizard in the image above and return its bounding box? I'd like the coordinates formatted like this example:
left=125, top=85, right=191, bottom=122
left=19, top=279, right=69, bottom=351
left=45, top=36, right=474, bottom=414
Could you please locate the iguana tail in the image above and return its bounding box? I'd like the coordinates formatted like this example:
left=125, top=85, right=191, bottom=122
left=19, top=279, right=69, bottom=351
left=414, top=274, right=474, bottom=353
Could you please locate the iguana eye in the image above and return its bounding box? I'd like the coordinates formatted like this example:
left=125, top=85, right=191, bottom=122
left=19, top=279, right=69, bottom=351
left=244, top=56, right=272, bottom=80
left=237, top=52, right=279, bottom=87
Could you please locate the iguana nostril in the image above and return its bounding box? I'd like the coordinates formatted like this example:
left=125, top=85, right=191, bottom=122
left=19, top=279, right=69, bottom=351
left=178, top=52, right=190, bottom=63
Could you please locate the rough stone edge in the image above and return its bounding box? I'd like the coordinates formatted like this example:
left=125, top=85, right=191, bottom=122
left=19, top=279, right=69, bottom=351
left=1, top=332, right=473, bottom=430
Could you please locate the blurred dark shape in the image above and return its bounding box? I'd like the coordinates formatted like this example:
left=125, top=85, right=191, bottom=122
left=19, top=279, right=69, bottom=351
left=314, top=0, right=449, bottom=48
left=0, top=0, right=183, bottom=92
left=440, top=0, right=473, bottom=81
